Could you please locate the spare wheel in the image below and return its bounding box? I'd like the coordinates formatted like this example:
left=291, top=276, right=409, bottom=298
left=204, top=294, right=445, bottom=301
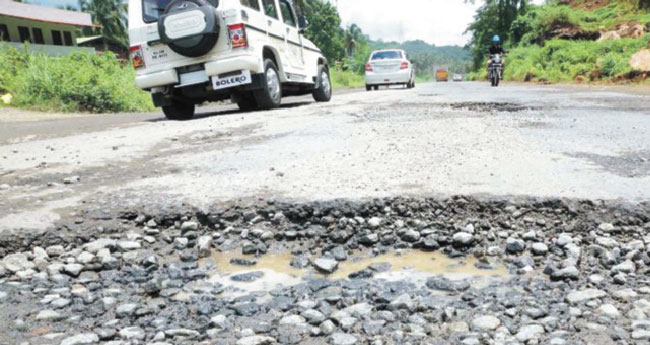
left=158, top=0, right=220, bottom=58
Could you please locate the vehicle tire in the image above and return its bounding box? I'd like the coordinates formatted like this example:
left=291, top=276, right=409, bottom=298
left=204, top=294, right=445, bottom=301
left=366, top=85, right=372, bottom=91
left=162, top=101, right=195, bottom=120
left=233, top=92, right=258, bottom=112
left=158, top=0, right=219, bottom=58
left=312, top=65, right=332, bottom=102
left=492, top=74, right=499, bottom=87
left=373, top=85, right=379, bottom=91
left=254, top=59, right=282, bottom=110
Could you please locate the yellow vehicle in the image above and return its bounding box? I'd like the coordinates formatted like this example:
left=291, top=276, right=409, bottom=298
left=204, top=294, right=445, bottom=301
left=436, top=68, right=449, bottom=82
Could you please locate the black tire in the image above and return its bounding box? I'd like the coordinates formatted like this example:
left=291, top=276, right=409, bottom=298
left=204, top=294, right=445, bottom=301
left=373, top=85, right=379, bottom=91
left=366, top=85, right=372, bottom=91
left=233, top=92, right=258, bottom=112
left=162, top=101, right=195, bottom=120
left=313, top=65, right=332, bottom=102
left=492, top=74, right=499, bottom=87
left=407, top=78, right=414, bottom=89
left=254, top=59, right=282, bottom=110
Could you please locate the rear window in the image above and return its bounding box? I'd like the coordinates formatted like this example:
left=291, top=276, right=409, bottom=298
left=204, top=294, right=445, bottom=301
left=143, top=0, right=173, bottom=23
left=142, top=0, right=219, bottom=22
left=371, top=51, right=402, bottom=60
left=241, top=0, right=260, bottom=10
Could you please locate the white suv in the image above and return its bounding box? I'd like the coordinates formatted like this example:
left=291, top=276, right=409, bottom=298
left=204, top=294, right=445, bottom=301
left=128, top=0, right=332, bottom=120
left=364, top=49, right=415, bottom=91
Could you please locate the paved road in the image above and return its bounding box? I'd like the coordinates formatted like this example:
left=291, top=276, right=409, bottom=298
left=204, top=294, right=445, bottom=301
left=1, top=82, right=649, bottom=231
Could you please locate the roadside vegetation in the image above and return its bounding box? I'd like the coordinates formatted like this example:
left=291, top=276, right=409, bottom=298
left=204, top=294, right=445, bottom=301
left=0, top=46, right=153, bottom=113
left=466, top=0, right=650, bottom=83
left=330, top=67, right=366, bottom=89
left=299, top=0, right=472, bottom=84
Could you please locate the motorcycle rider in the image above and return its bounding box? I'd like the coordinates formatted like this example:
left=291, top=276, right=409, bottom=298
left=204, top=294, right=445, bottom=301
left=486, top=35, right=507, bottom=74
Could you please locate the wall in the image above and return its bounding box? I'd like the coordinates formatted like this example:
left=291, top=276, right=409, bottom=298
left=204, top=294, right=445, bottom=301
left=3, top=42, right=95, bottom=56
left=0, top=16, right=81, bottom=46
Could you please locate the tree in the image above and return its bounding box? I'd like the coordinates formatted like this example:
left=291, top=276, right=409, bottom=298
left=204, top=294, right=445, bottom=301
left=81, top=0, right=128, bottom=49
left=302, top=0, right=345, bottom=62
left=343, top=24, right=364, bottom=57
left=465, top=0, right=529, bottom=69
left=294, top=0, right=315, bottom=16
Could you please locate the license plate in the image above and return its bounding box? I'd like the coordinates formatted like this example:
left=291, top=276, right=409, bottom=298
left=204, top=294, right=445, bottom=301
left=212, top=70, right=252, bottom=90
left=147, top=46, right=169, bottom=63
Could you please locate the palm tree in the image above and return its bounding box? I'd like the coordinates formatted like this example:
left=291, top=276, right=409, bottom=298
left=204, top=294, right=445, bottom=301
left=343, top=24, right=365, bottom=58
left=81, top=0, right=128, bottom=49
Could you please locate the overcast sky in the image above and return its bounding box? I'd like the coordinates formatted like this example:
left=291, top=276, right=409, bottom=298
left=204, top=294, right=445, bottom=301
left=336, top=0, right=544, bottom=46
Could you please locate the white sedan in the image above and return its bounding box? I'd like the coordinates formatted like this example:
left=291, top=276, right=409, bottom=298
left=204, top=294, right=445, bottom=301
left=365, top=49, right=415, bottom=91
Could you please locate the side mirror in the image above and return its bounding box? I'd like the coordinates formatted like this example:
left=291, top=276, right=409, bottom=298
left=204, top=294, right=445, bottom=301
left=298, top=16, right=308, bottom=33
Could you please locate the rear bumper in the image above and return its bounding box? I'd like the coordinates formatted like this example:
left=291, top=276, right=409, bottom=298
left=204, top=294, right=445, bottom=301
left=204, top=55, right=262, bottom=77
left=365, top=69, right=411, bottom=85
left=135, top=54, right=263, bottom=90
left=151, top=72, right=266, bottom=107
left=136, top=70, right=179, bottom=89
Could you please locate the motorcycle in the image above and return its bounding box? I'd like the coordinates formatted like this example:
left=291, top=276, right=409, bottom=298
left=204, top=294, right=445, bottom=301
left=488, top=54, right=504, bottom=87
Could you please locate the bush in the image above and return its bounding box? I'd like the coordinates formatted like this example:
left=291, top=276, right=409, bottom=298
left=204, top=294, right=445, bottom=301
left=503, top=36, right=648, bottom=82
left=0, top=45, right=153, bottom=113
left=331, top=67, right=365, bottom=89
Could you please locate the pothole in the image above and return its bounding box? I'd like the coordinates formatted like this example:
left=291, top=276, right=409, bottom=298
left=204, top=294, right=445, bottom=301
left=355, top=102, right=542, bottom=122
left=433, top=102, right=541, bottom=113
left=567, top=150, right=650, bottom=177
left=1, top=197, right=649, bottom=345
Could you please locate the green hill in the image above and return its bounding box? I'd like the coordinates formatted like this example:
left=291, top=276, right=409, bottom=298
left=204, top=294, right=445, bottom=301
left=370, top=40, right=472, bottom=77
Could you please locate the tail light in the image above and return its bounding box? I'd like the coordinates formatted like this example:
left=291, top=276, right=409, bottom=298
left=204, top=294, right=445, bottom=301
left=400, top=62, right=409, bottom=70
left=228, top=23, right=247, bottom=48
left=365, top=63, right=372, bottom=72
left=129, top=45, right=145, bottom=69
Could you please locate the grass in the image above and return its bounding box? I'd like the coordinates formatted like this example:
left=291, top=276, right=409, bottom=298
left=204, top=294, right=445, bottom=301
left=569, top=0, right=650, bottom=31
left=474, top=0, right=650, bottom=84
left=415, top=75, right=435, bottom=83
left=505, top=35, right=649, bottom=82
left=331, top=67, right=366, bottom=89
left=0, top=44, right=153, bottom=113
left=330, top=68, right=441, bottom=89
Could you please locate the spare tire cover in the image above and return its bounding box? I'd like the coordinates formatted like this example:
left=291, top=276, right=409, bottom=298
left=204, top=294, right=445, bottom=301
left=158, top=0, right=220, bottom=58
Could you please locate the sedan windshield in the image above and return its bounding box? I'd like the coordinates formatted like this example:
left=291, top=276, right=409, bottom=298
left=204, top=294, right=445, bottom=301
left=371, top=51, right=402, bottom=60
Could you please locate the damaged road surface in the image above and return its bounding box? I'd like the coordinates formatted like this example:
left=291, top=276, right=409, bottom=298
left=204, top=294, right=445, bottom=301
left=1, top=82, right=650, bottom=345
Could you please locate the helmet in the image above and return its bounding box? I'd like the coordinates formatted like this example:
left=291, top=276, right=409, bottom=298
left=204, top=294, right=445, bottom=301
left=492, top=35, right=502, bottom=44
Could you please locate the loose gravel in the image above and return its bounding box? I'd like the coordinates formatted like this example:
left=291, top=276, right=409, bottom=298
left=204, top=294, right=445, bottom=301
left=1, top=196, right=650, bottom=345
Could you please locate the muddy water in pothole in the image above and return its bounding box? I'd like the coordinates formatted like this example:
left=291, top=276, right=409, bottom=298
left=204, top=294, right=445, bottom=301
left=203, top=250, right=508, bottom=280
left=201, top=250, right=509, bottom=297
